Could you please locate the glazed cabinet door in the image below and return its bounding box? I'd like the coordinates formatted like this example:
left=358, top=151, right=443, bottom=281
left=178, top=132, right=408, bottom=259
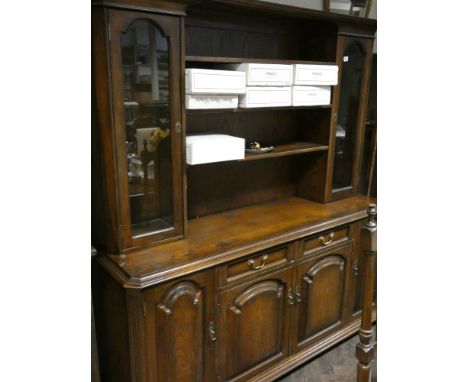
left=291, top=242, right=352, bottom=353
left=108, top=9, right=184, bottom=251
left=326, top=36, right=374, bottom=201
left=142, top=271, right=215, bottom=382
left=216, top=268, right=294, bottom=382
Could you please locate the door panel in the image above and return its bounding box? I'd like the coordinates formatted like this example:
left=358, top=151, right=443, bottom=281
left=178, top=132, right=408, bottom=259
left=349, top=219, right=377, bottom=318
left=326, top=35, right=374, bottom=201
left=108, top=9, right=184, bottom=251
left=142, top=271, right=214, bottom=382
left=292, top=242, right=352, bottom=353
left=217, top=268, right=293, bottom=382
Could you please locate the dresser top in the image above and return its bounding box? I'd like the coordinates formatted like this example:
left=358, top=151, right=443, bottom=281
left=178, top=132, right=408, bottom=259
left=98, top=195, right=374, bottom=288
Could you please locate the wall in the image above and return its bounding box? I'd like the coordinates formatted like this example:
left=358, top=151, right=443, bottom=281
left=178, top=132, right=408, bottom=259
left=258, top=0, right=376, bottom=52
left=258, top=0, right=376, bottom=19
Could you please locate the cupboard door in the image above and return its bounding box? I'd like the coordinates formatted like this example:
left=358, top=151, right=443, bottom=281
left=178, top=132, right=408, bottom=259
left=142, top=271, right=215, bottom=382
left=217, top=268, right=293, bottom=382
left=291, top=242, right=352, bottom=353
left=349, top=219, right=377, bottom=318
left=326, top=36, right=373, bottom=201
left=108, top=9, right=184, bottom=251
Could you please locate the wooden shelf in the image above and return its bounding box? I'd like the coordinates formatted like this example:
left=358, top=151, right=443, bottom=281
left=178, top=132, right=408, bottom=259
left=186, top=105, right=332, bottom=114
left=243, top=142, right=328, bottom=161
left=185, top=55, right=336, bottom=66
left=186, top=142, right=328, bottom=166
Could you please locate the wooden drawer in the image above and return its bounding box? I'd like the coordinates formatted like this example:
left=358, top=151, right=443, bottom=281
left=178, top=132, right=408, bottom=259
left=302, top=225, right=351, bottom=256
left=217, top=245, right=291, bottom=287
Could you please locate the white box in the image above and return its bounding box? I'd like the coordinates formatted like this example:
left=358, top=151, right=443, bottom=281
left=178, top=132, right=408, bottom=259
left=230, top=63, right=293, bottom=86
left=186, top=134, right=245, bottom=165
left=185, top=69, right=246, bottom=94
left=291, top=86, right=331, bottom=106
left=186, top=94, right=238, bottom=109
left=239, top=86, right=292, bottom=108
left=293, top=64, right=338, bottom=86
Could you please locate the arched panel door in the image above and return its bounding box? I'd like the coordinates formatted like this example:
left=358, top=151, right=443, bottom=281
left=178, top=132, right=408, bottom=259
left=217, top=268, right=293, bottom=382
left=142, top=272, right=215, bottom=382
left=327, top=36, right=373, bottom=201
left=291, top=242, right=352, bottom=353
left=108, top=9, right=184, bottom=251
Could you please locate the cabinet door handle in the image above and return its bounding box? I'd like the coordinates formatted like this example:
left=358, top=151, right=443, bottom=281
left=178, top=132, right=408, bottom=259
left=295, top=287, right=302, bottom=304
left=247, top=254, right=268, bottom=270
left=288, top=288, right=295, bottom=305
left=208, top=321, right=216, bottom=342
left=353, top=264, right=359, bottom=276
left=318, top=232, right=335, bottom=246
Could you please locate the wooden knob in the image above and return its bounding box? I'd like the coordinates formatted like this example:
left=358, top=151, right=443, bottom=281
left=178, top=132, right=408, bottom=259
left=367, top=203, right=376, bottom=227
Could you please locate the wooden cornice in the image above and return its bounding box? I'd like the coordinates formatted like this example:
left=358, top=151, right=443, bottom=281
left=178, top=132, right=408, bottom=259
left=92, top=0, right=376, bottom=37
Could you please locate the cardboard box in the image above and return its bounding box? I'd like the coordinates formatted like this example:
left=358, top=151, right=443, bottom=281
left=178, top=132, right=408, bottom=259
left=230, top=63, right=293, bottom=86
left=185, top=68, right=246, bottom=94
left=186, top=134, right=245, bottom=164
left=185, top=94, right=238, bottom=109
left=291, top=85, right=331, bottom=106
left=239, top=86, right=292, bottom=108
left=293, top=64, right=338, bottom=86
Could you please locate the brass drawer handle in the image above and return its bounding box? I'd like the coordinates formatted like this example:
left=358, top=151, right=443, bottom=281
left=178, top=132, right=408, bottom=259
left=318, top=232, right=335, bottom=246
left=247, top=254, right=268, bottom=270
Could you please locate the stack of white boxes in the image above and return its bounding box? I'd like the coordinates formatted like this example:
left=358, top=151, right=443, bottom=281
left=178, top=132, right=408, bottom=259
left=232, top=63, right=293, bottom=108
left=185, top=68, right=247, bottom=164
left=185, top=68, right=246, bottom=109
left=291, top=64, right=338, bottom=106
left=229, top=63, right=339, bottom=108
left=183, top=63, right=339, bottom=164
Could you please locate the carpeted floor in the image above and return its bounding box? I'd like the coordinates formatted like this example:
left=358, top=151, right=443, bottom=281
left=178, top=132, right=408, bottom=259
left=278, top=327, right=377, bottom=382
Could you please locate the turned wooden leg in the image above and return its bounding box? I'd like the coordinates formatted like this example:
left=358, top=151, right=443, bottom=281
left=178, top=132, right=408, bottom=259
left=356, top=203, right=377, bottom=382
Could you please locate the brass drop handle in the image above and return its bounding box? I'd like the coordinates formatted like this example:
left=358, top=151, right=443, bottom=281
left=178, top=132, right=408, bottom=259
left=208, top=321, right=216, bottom=342
left=318, top=232, right=335, bottom=246
left=353, top=264, right=359, bottom=276
left=295, top=287, right=302, bottom=304
left=247, top=254, right=268, bottom=270
left=288, top=288, right=295, bottom=305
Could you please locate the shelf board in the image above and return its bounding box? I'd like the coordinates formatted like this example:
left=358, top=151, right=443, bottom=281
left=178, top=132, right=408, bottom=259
left=243, top=142, right=328, bottom=161
left=186, top=142, right=328, bottom=166
left=186, top=105, right=332, bottom=114
left=185, top=55, right=336, bottom=66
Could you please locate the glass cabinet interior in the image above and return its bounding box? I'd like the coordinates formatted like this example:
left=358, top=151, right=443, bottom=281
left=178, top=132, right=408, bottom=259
left=120, top=19, right=174, bottom=238
left=332, top=39, right=367, bottom=193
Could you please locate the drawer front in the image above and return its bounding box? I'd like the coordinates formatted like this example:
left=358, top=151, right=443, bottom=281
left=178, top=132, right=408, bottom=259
left=303, top=226, right=351, bottom=256
left=218, top=246, right=290, bottom=287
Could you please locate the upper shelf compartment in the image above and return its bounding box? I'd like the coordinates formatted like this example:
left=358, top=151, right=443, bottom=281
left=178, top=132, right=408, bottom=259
left=185, top=8, right=338, bottom=63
